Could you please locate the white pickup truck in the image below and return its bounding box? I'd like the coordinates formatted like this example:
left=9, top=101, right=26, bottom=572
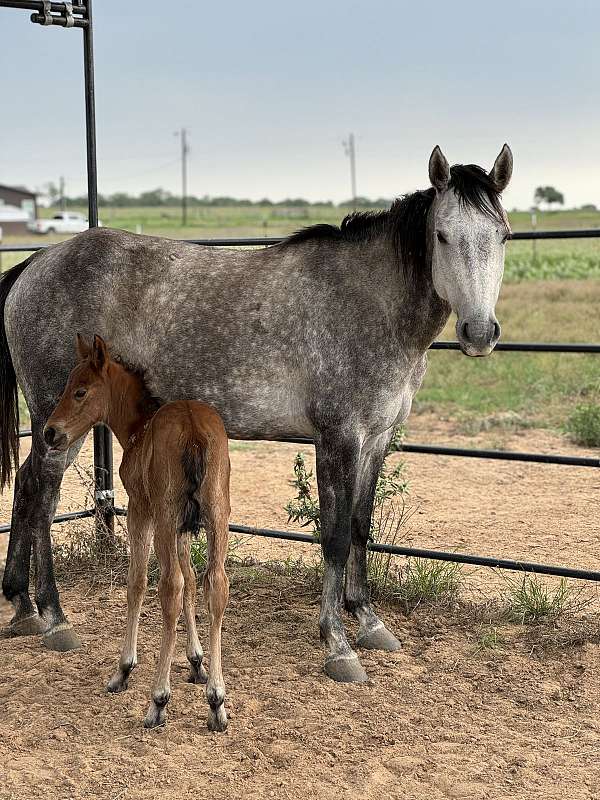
left=27, top=211, right=100, bottom=234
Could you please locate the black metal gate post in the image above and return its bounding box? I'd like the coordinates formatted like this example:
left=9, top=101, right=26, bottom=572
left=82, top=0, right=115, bottom=538
left=0, top=0, right=115, bottom=538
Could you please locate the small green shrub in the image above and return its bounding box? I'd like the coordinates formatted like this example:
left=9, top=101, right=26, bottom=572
left=475, top=626, right=506, bottom=652
left=566, top=403, right=600, bottom=447
left=395, top=558, right=462, bottom=607
left=502, top=574, right=588, bottom=623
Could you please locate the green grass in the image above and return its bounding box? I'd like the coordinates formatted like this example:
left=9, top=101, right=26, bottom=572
left=502, top=574, right=589, bottom=624
left=566, top=404, right=600, bottom=447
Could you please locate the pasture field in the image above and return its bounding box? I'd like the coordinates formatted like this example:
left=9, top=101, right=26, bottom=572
left=2, top=205, right=599, bottom=435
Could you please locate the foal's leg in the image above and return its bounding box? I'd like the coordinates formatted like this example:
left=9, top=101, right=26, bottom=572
left=107, top=501, right=152, bottom=693
left=144, top=524, right=184, bottom=729
left=315, top=432, right=368, bottom=683
left=176, top=532, right=208, bottom=685
left=344, top=431, right=401, bottom=652
left=202, top=509, right=230, bottom=732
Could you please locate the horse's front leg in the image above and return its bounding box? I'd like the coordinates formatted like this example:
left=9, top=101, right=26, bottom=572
left=315, top=432, right=368, bottom=683
left=344, top=431, right=402, bottom=652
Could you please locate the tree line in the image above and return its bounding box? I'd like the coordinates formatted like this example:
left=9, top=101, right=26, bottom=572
left=50, top=187, right=393, bottom=209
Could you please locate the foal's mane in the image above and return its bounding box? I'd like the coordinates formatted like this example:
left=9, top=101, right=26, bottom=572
left=111, top=354, right=162, bottom=417
left=281, top=164, right=504, bottom=286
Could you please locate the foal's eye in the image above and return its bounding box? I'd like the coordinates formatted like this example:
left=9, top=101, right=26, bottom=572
left=74, top=388, right=87, bottom=400
left=436, top=231, right=448, bottom=244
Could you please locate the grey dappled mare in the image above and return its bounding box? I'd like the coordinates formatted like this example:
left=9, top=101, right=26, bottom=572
left=0, top=145, right=512, bottom=678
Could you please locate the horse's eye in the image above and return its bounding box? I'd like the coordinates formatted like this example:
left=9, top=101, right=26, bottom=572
left=501, top=233, right=510, bottom=244
left=74, top=388, right=87, bottom=400
left=436, top=231, right=448, bottom=244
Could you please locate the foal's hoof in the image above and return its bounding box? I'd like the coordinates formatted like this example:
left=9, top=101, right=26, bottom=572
left=42, top=624, right=81, bottom=652
left=187, top=657, right=208, bottom=685
left=107, top=673, right=129, bottom=694
left=2, top=613, right=48, bottom=638
left=356, top=625, right=402, bottom=652
left=207, top=704, right=228, bottom=732
left=144, top=704, right=167, bottom=730
left=324, top=654, right=368, bottom=683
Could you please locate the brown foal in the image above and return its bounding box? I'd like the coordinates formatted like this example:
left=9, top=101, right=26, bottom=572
left=44, top=334, right=231, bottom=731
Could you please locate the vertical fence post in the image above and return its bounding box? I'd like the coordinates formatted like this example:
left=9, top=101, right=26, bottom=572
left=82, top=0, right=115, bottom=540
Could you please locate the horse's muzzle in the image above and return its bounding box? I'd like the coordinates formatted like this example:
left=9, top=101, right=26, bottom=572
left=456, top=316, right=501, bottom=357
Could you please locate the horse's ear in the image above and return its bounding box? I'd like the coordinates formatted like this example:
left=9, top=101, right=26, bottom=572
left=91, top=334, right=109, bottom=373
left=429, top=145, right=450, bottom=192
left=76, top=333, right=91, bottom=361
left=489, top=144, right=513, bottom=191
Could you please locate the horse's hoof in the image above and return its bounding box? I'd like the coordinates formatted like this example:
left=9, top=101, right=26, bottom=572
left=324, top=654, right=368, bottom=683
left=356, top=625, right=402, bottom=652
left=42, top=624, right=81, bottom=652
left=2, top=613, right=48, bottom=638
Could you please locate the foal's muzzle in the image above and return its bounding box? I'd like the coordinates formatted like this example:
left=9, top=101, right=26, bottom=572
left=43, top=424, right=68, bottom=451
left=456, top=316, right=501, bottom=357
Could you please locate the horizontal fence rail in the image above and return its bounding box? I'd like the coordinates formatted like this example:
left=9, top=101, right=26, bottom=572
left=2, top=227, right=600, bottom=254
left=109, top=511, right=600, bottom=583
left=1, top=230, right=598, bottom=581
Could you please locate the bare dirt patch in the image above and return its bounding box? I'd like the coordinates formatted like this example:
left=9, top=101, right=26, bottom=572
left=1, top=572, right=600, bottom=800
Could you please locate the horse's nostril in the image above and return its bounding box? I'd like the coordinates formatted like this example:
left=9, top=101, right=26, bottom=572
left=460, top=321, right=469, bottom=341
left=492, top=321, right=501, bottom=341
left=44, top=426, right=56, bottom=446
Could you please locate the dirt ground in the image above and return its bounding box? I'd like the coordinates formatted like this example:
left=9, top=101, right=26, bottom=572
left=1, top=414, right=599, bottom=799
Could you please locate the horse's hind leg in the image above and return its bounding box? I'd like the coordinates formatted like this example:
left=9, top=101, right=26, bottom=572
left=202, top=508, right=229, bottom=732
left=177, top=532, right=208, bottom=685
left=144, top=522, right=184, bottom=729
left=107, top=501, right=152, bottom=693
left=2, top=453, right=44, bottom=636
left=2, top=425, right=82, bottom=650
left=345, top=432, right=401, bottom=652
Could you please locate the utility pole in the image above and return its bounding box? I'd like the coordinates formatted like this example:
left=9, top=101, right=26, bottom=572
left=343, top=133, right=357, bottom=208
left=175, top=128, right=189, bottom=226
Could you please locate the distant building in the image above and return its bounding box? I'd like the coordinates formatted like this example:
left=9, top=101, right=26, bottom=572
left=0, top=184, right=38, bottom=235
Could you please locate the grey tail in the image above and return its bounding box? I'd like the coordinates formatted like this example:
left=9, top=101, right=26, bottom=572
left=0, top=255, right=36, bottom=489
left=179, top=444, right=205, bottom=535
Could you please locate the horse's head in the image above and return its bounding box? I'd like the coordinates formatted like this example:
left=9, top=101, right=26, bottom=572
left=44, top=334, right=111, bottom=451
left=428, top=144, right=513, bottom=356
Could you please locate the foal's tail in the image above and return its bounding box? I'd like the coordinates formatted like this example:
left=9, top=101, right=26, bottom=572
left=0, top=255, right=36, bottom=489
left=178, top=443, right=206, bottom=536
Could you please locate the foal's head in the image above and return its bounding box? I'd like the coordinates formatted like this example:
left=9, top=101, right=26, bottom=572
left=428, top=144, right=513, bottom=356
left=44, top=334, right=112, bottom=451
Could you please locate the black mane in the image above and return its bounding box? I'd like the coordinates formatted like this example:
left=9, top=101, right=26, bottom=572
left=281, top=163, right=504, bottom=286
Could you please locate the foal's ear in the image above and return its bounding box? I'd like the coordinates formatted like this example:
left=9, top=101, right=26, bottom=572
left=489, top=144, right=513, bottom=191
left=76, top=333, right=91, bottom=361
left=91, top=334, right=109, bottom=373
left=429, top=145, right=450, bottom=192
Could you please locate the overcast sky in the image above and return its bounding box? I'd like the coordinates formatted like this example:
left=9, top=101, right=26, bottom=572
left=1, top=0, right=598, bottom=208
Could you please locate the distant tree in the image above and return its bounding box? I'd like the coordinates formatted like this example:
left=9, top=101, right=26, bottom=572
left=580, top=203, right=598, bottom=212
left=534, top=186, right=564, bottom=209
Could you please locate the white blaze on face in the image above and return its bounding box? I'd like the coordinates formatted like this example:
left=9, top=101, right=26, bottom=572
left=427, top=144, right=513, bottom=357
